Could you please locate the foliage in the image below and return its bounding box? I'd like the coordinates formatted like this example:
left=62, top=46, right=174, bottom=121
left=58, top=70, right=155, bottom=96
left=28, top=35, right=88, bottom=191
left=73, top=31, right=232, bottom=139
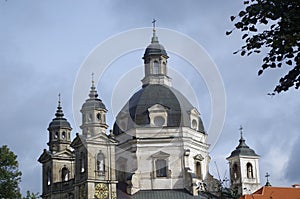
left=227, top=0, right=300, bottom=93
left=0, top=145, right=22, bottom=198
left=23, top=191, right=40, bottom=199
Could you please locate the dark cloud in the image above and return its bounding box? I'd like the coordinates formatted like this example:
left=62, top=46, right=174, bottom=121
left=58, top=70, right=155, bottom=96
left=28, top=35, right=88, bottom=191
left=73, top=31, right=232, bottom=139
left=285, top=135, right=300, bottom=182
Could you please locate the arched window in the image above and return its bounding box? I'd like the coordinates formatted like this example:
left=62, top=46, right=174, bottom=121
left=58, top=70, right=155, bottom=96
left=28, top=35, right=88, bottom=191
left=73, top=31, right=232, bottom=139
left=196, top=162, right=202, bottom=179
left=62, top=131, right=66, bottom=139
left=232, top=163, right=238, bottom=180
left=62, top=166, right=69, bottom=182
left=153, top=61, right=159, bottom=74
left=247, top=163, right=253, bottom=178
left=156, top=159, right=167, bottom=177
left=46, top=167, right=51, bottom=185
left=97, top=152, right=105, bottom=174
left=54, top=132, right=59, bottom=139
left=79, top=152, right=85, bottom=173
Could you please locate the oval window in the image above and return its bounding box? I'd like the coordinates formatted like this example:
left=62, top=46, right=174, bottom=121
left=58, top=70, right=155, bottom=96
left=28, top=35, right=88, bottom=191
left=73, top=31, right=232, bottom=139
left=192, top=119, right=198, bottom=130
left=154, top=116, right=165, bottom=126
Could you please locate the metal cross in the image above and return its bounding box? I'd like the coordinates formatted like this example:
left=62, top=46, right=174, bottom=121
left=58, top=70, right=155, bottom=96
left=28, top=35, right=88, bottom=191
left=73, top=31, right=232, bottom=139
left=152, top=19, right=156, bottom=30
left=239, top=125, right=243, bottom=137
left=265, top=172, right=270, bottom=181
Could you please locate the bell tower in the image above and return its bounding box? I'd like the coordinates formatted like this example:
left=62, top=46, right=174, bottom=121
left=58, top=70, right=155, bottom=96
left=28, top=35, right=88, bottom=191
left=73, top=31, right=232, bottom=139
left=80, top=74, right=108, bottom=136
left=47, top=94, right=72, bottom=153
left=227, top=126, right=260, bottom=195
left=141, top=19, right=171, bottom=87
left=38, top=95, right=75, bottom=199
left=71, top=77, right=118, bottom=199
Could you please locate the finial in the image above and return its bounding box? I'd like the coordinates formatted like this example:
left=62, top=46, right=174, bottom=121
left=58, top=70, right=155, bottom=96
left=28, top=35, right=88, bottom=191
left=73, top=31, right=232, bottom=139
left=152, top=18, right=156, bottom=32
left=151, top=19, right=159, bottom=43
left=89, top=72, right=99, bottom=99
left=239, top=125, right=243, bottom=139
left=265, top=172, right=271, bottom=186
left=58, top=93, right=61, bottom=107
left=91, top=72, right=95, bottom=87
left=55, top=93, right=64, bottom=118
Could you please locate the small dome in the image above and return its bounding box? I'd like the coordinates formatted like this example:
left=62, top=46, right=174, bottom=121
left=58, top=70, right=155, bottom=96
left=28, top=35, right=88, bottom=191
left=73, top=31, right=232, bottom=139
left=81, top=80, right=106, bottom=110
left=113, top=84, right=205, bottom=135
left=228, top=136, right=259, bottom=158
left=48, top=118, right=71, bottom=130
left=48, top=103, right=71, bottom=130
left=82, top=98, right=106, bottom=110
left=143, top=30, right=168, bottom=59
left=143, top=42, right=168, bottom=58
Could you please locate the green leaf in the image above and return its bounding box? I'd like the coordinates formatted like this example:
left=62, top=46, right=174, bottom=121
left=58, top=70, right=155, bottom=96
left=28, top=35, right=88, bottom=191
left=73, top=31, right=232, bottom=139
left=286, top=60, right=292, bottom=65
left=239, top=11, right=246, bottom=17
left=226, top=31, right=232, bottom=35
left=242, top=34, right=248, bottom=39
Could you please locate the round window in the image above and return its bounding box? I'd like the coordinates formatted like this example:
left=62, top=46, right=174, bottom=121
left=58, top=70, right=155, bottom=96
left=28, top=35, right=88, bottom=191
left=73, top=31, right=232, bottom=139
left=154, top=116, right=165, bottom=126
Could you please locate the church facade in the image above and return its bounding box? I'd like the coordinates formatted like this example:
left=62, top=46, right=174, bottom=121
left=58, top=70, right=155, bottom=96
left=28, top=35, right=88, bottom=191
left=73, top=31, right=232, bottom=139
left=38, top=27, right=261, bottom=199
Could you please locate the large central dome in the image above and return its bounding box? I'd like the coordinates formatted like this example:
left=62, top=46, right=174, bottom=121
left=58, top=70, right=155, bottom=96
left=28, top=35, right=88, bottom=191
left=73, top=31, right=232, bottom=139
left=113, top=28, right=205, bottom=136
left=113, top=84, right=205, bottom=135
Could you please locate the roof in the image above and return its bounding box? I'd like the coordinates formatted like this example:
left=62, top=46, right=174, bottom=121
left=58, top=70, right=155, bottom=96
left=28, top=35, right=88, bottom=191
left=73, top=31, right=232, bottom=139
left=113, top=84, right=205, bottom=135
left=48, top=102, right=71, bottom=130
left=117, top=189, right=219, bottom=199
left=143, top=30, right=168, bottom=59
left=239, top=186, right=300, bottom=199
left=81, top=80, right=106, bottom=110
left=227, top=135, right=258, bottom=158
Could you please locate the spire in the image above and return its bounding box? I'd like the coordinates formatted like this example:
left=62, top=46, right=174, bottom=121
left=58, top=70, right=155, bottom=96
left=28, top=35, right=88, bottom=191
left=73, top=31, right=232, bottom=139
left=265, top=172, right=272, bottom=186
left=238, top=125, right=246, bottom=146
left=55, top=93, right=64, bottom=118
left=89, top=72, right=99, bottom=99
left=151, top=19, right=159, bottom=43
left=227, top=126, right=259, bottom=158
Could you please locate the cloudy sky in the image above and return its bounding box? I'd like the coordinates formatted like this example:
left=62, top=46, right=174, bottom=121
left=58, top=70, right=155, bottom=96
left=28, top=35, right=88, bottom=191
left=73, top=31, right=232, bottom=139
left=0, top=0, right=299, bottom=195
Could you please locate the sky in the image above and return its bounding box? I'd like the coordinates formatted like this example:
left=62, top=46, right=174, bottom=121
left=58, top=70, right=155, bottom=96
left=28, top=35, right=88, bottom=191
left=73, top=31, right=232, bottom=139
left=0, top=0, right=299, bottom=195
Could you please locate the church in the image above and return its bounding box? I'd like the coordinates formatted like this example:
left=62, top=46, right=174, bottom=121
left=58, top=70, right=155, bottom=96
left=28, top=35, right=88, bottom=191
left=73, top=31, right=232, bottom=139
left=38, top=26, right=261, bottom=199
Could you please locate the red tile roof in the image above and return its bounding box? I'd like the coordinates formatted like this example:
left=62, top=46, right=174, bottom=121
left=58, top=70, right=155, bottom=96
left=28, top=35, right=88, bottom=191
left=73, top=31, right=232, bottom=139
left=239, top=186, right=300, bottom=199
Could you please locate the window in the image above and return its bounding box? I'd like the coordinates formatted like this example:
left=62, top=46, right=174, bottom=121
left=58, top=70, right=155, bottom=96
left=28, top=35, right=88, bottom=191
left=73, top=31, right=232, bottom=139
left=96, top=113, right=101, bottom=121
left=192, top=119, right=198, bottom=130
left=155, top=159, right=167, bottom=177
left=154, top=116, right=165, bottom=126
left=247, top=163, right=253, bottom=178
left=62, top=166, right=69, bottom=182
left=79, top=152, right=85, bottom=173
left=97, top=152, right=105, bottom=174
left=54, top=132, right=59, bottom=139
left=62, top=131, right=66, bottom=139
left=196, top=162, right=202, bottom=179
left=232, top=163, right=238, bottom=180
left=46, top=167, right=51, bottom=185
left=153, top=61, right=159, bottom=74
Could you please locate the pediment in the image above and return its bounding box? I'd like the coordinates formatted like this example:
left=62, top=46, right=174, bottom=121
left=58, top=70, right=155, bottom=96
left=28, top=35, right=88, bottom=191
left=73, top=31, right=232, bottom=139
left=194, top=154, right=204, bottom=161
left=188, top=107, right=200, bottom=116
left=151, top=151, right=170, bottom=158
left=38, top=149, right=52, bottom=163
left=70, top=133, right=84, bottom=148
left=86, top=133, right=118, bottom=144
left=54, top=148, right=74, bottom=158
left=148, top=104, right=169, bottom=112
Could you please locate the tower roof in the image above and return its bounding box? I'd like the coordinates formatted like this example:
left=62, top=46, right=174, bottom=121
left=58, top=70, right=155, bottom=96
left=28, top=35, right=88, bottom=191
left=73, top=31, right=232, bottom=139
left=143, top=20, right=168, bottom=59
left=227, top=128, right=259, bottom=158
left=81, top=75, right=106, bottom=110
left=48, top=95, right=71, bottom=130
